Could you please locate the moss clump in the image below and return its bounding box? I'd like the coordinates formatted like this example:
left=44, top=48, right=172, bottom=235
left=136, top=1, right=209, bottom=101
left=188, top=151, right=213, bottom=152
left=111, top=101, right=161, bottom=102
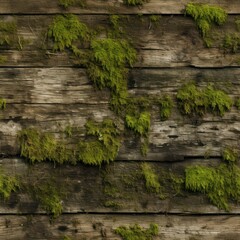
left=18, top=128, right=75, bottom=164
left=48, top=14, right=90, bottom=51
left=223, top=147, right=239, bottom=162
left=78, top=118, right=121, bottom=165
left=185, top=163, right=240, bottom=211
left=123, top=0, right=149, bottom=6
left=223, top=33, right=240, bottom=53
left=141, top=163, right=160, bottom=193
left=115, top=223, right=158, bottom=240
left=125, top=112, right=150, bottom=136
left=0, top=20, right=17, bottom=46
left=29, top=180, right=64, bottom=218
left=87, top=38, right=136, bottom=114
left=177, top=83, right=232, bottom=116
left=0, top=98, right=6, bottom=110
left=185, top=3, right=227, bottom=46
left=0, top=171, right=20, bottom=200
left=157, top=95, right=173, bottom=120
left=236, top=98, right=240, bottom=109
left=58, top=0, right=85, bottom=9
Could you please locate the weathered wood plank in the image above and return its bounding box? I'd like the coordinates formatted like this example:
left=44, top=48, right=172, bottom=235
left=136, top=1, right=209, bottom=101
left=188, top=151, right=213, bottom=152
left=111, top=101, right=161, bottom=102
left=0, top=67, right=239, bottom=159
left=1, top=158, right=240, bottom=215
left=0, top=0, right=239, bottom=14
left=0, top=15, right=239, bottom=68
left=0, top=214, right=240, bottom=240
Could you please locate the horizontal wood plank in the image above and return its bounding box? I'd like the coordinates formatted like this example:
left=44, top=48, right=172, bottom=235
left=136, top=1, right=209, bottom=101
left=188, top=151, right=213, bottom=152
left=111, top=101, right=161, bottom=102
left=1, top=214, right=240, bottom=240
left=0, top=0, right=239, bottom=14
left=1, top=158, right=240, bottom=215
left=0, top=15, right=239, bottom=68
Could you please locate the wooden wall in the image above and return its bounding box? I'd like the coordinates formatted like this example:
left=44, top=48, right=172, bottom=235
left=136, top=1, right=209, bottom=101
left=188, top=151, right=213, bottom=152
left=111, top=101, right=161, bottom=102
left=0, top=0, right=240, bottom=239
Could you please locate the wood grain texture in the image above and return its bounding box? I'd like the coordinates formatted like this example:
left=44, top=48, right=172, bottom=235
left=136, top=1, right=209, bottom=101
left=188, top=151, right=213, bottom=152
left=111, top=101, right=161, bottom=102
left=0, top=15, right=239, bottom=68
left=1, top=158, right=240, bottom=215
left=0, top=214, right=240, bottom=240
left=0, top=0, right=239, bottom=14
left=0, top=67, right=239, bottom=159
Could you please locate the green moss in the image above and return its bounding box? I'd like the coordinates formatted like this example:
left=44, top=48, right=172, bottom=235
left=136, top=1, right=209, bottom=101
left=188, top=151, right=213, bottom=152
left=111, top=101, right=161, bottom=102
left=157, top=95, right=173, bottom=120
left=223, top=147, right=239, bottom=162
left=123, top=0, right=149, bottom=6
left=0, top=56, right=6, bottom=64
left=236, top=98, right=240, bottom=109
left=29, top=180, right=64, bottom=218
left=58, top=0, right=85, bottom=9
left=185, top=163, right=240, bottom=211
left=0, top=171, right=20, bottom=201
left=115, top=223, right=158, bottom=240
left=185, top=3, right=227, bottom=46
left=141, top=163, right=160, bottom=193
left=0, top=20, right=17, bottom=46
left=223, top=33, right=240, bottom=53
left=87, top=38, right=136, bottom=114
left=78, top=118, right=121, bottom=165
left=0, top=98, right=6, bottom=110
left=125, top=112, right=150, bottom=136
left=48, top=14, right=90, bottom=52
left=177, top=83, right=232, bottom=116
left=18, top=128, right=75, bottom=164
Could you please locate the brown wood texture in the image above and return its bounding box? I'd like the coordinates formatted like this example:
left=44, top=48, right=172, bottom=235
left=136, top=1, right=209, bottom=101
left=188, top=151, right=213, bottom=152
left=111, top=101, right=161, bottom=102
left=1, top=1, right=240, bottom=239
left=1, top=214, right=240, bottom=240
left=0, top=15, right=239, bottom=68
left=0, top=0, right=239, bottom=14
left=1, top=158, right=240, bottom=215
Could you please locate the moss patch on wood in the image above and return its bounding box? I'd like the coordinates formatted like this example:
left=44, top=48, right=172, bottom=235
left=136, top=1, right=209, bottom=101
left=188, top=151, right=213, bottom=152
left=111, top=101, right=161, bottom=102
left=18, top=128, right=75, bottom=165
left=123, top=0, right=149, bottom=6
left=185, top=159, right=240, bottom=211
left=78, top=118, right=121, bottom=165
left=185, top=3, right=227, bottom=47
left=0, top=171, right=20, bottom=201
left=115, top=223, right=158, bottom=240
left=177, top=83, right=232, bottom=116
left=58, top=0, right=85, bottom=9
left=48, top=14, right=91, bottom=52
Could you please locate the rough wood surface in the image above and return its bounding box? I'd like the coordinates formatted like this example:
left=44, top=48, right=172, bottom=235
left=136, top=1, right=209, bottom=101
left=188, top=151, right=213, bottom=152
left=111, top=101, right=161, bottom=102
left=0, top=0, right=239, bottom=14
left=1, top=214, right=240, bottom=240
left=0, top=15, right=239, bottom=68
left=1, top=158, right=240, bottom=215
left=0, top=67, right=239, bottom=159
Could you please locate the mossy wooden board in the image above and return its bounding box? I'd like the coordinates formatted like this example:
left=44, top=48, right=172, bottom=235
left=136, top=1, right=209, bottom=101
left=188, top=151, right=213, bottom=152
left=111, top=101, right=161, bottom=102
left=0, top=0, right=239, bottom=14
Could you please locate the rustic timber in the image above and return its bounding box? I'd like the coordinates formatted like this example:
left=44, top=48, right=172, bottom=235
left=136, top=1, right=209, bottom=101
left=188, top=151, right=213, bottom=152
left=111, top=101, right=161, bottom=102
left=1, top=158, right=240, bottom=215
left=1, top=0, right=240, bottom=238
left=0, top=0, right=239, bottom=14
left=0, top=214, right=240, bottom=240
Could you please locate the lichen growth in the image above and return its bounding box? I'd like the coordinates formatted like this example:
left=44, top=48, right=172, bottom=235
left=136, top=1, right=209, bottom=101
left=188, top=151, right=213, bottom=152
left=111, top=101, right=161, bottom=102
left=18, top=128, right=75, bottom=164
left=115, top=223, right=158, bottom=240
left=123, top=0, right=149, bottom=6
left=48, top=14, right=90, bottom=52
left=185, top=162, right=240, bottom=211
left=177, top=83, right=232, bottom=116
left=185, top=3, right=227, bottom=46
left=0, top=171, right=20, bottom=201
left=78, top=118, right=121, bottom=165
left=141, top=163, right=160, bottom=193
